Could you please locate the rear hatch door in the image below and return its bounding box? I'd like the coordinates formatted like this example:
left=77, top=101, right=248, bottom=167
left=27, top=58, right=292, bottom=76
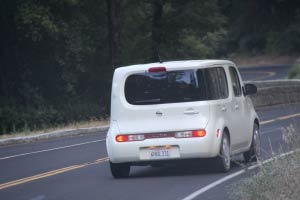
left=116, top=68, right=210, bottom=134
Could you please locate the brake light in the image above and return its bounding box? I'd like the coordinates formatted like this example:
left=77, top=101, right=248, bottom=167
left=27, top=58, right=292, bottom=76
left=192, top=130, right=206, bottom=137
left=116, top=135, right=128, bottom=142
left=116, top=130, right=205, bottom=142
left=148, top=67, right=166, bottom=73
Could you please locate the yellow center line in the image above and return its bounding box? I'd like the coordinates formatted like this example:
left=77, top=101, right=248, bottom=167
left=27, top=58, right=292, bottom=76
left=278, top=113, right=300, bottom=120
left=260, top=119, right=275, bottom=125
left=261, top=112, right=300, bottom=125
left=0, top=157, right=109, bottom=190
left=1, top=111, right=300, bottom=190
left=242, top=71, right=276, bottom=80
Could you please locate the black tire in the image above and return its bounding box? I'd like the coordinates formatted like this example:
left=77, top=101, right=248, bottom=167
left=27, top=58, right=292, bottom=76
left=109, top=161, right=130, bottom=178
left=244, top=123, right=261, bottom=162
left=216, top=132, right=231, bottom=172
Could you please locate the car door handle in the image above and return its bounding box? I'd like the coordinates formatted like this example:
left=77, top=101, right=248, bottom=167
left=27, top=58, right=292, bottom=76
left=184, top=110, right=199, bottom=115
left=156, top=111, right=163, bottom=116
left=235, top=104, right=239, bottom=109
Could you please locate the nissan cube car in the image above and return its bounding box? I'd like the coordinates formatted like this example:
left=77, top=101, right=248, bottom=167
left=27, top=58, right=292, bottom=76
left=106, top=60, right=260, bottom=178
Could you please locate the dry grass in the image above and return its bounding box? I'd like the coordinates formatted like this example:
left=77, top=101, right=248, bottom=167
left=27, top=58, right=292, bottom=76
left=232, top=124, right=300, bottom=200
left=0, top=119, right=110, bottom=140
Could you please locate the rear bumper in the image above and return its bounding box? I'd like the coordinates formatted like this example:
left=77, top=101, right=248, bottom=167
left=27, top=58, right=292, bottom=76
left=106, top=132, right=221, bottom=164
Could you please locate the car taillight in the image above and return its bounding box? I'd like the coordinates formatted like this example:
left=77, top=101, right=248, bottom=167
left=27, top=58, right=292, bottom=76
left=174, top=131, right=193, bottom=138
left=128, top=134, right=145, bottom=141
left=116, top=134, right=145, bottom=142
left=175, top=130, right=206, bottom=138
left=116, top=135, right=128, bottom=142
left=116, top=130, right=205, bottom=142
left=148, top=67, right=166, bottom=73
left=192, top=130, right=206, bottom=137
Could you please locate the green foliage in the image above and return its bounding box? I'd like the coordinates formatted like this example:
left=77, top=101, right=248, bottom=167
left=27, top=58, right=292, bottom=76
left=0, top=104, right=103, bottom=135
left=178, top=29, right=227, bottom=59
left=0, top=0, right=109, bottom=134
left=121, top=0, right=227, bottom=64
left=288, top=64, right=300, bottom=79
left=16, top=1, right=59, bottom=41
left=160, top=0, right=226, bottom=60
left=225, top=0, right=300, bottom=55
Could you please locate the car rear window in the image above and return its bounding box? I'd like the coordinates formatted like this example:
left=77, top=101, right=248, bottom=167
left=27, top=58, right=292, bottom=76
left=125, top=67, right=228, bottom=105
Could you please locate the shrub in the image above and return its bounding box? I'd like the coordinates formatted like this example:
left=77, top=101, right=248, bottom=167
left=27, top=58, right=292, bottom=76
left=289, top=64, right=300, bottom=79
left=0, top=103, right=104, bottom=135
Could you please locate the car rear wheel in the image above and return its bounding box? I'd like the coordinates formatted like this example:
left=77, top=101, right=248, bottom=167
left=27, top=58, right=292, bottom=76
left=244, top=123, right=261, bottom=162
left=217, top=133, right=231, bottom=172
left=109, top=161, right=130, bottom=178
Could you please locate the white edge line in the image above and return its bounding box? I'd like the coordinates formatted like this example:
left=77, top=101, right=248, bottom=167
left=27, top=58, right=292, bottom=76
left=0, top=139, right=105, bottom=160
left=182, top=149, right=296, bottom=200
left=182, top=170, right=245, bottom=200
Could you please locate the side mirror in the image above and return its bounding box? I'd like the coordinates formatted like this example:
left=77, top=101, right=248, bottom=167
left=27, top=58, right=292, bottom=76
left=243, top=83, right=257, bottom=96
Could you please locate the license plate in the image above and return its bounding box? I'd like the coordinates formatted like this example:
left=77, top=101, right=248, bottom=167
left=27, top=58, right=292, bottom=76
left=140, top=146, right=180, bottom=160
left=150, top=149, right=171, bottom=158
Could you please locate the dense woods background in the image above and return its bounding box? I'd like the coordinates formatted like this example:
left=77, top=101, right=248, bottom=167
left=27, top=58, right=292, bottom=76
left=1, top=0, right=300, bottom=134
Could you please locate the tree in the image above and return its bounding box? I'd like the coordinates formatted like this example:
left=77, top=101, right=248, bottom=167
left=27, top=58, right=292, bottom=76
left=160, top=0, right=227, bottom=59
left=107, top=0, right=121, bottom=69
left=0, top=0, right=110, bottom=134
left=225, top=0, right=300, bottom=54
left=150, top=0, right=164, bottom=62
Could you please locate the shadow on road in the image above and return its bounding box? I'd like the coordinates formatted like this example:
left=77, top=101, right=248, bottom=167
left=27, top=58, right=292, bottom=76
left=128, top=158, right=246, bottom=178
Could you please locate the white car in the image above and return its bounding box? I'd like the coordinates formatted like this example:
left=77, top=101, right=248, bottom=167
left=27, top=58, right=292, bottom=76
left=106, top=60, right=260, bottom=178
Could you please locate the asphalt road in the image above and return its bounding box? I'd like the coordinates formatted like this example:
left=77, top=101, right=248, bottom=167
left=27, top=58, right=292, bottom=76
left=239, top=65, right=291, bottom=81
left=0, top=65, right=298, bottom=200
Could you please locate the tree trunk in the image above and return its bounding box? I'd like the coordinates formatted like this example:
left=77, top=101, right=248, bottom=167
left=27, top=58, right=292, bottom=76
left=151, top=0, right=164, bottom=63
left=107, top=0, right=121, bottom=69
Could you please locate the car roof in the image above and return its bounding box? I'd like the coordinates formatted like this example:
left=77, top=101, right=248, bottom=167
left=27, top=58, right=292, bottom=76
left=114, top=60, right=235, bottom=75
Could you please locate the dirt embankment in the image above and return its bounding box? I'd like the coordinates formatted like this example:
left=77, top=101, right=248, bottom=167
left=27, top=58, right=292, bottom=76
left=231, top=55, right=298, bottom=67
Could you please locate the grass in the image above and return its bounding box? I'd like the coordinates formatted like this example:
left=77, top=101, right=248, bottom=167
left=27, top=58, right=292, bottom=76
left=232, top=124, right=300, bottom=200
left=0, top=119, right=109, bottom=140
